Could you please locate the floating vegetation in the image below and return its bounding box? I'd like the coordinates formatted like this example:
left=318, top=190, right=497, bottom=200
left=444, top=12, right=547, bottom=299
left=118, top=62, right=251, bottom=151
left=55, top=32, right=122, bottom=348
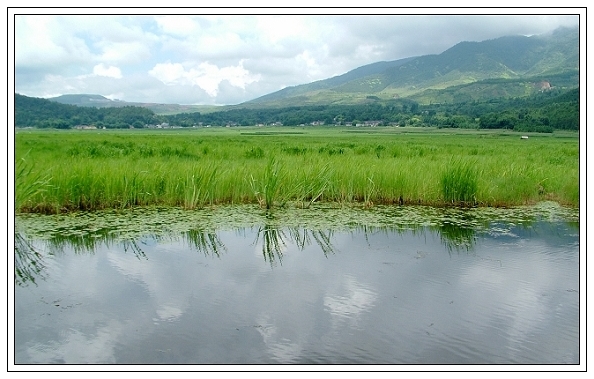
left=13, top=201, right=579, bottom=285
left=15, top=202, right=578, bottom=246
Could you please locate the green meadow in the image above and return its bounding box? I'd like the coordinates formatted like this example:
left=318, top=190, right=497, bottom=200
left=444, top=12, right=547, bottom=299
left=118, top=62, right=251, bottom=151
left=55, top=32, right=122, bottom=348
left=15, top=127, right=579, bottom=214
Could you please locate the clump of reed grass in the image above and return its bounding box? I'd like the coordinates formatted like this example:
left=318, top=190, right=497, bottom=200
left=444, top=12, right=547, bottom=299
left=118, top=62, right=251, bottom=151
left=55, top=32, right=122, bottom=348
left=293, top=164, right=332, bottom=208
left=441, top=159, right=478, bottom=205
left=245, top=146, right=265, bottom=159
left=364, top=176, right=376, bottom=207
left=121, top=171, right=147, bottom=209
left=15, top=155, right=51, bottom=211
left=182, top=166, right=218, bottom=209
left=250, top=157, right=285, bottom=209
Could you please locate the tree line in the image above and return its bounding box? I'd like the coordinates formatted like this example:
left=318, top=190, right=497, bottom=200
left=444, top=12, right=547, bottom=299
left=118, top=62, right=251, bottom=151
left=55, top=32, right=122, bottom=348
left=15, top=88, right=578, bottom=132
left=15, top=94, right=158, bottom=129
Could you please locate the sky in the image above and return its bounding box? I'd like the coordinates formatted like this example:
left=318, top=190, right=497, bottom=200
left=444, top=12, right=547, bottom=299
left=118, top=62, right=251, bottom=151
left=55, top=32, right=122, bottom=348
left=11, top=11, right=580, bottom=106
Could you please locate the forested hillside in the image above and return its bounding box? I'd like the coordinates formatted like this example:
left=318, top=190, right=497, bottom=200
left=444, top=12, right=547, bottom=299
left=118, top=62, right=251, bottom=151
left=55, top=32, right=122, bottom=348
left=16, top=94, right=159, bottom=129
left=245, top=27, right=578, bottom=107
left=15, top=86, right=578, bottom=132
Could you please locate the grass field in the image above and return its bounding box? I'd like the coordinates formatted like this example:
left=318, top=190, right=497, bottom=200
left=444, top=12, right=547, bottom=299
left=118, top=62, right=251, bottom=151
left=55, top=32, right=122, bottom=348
left=14, top=126, right=579, bottom=213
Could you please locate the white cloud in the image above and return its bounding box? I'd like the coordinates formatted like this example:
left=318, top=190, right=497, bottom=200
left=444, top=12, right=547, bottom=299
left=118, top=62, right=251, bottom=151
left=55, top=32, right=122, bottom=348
left=97, top=41, right=152, bottom=64
left=255, top=15, right=309, bottom=44
left=15, top=15, right=92, bottom=71
left=154, top=15, right=201, bottom=36
left=104, top=93, right=124, bottom=101
left=148, top=62, right=186, bottom=85
left=13, top=13, right=581, bottom=105
left=149, top=60, right=261, bottom=97
left=93, top=64, right=122, bottom=79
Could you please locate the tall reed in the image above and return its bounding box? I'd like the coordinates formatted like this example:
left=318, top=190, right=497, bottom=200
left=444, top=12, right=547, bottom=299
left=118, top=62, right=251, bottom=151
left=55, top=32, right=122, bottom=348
left=250, top=157, right=284, bottom=209
left=183, top=165, right=218, bottom=209
left=15, top=155, right=51, bottom=211
left=441, top=158, right=478, bottom=204
left=14, top=128, right=579, bottom=212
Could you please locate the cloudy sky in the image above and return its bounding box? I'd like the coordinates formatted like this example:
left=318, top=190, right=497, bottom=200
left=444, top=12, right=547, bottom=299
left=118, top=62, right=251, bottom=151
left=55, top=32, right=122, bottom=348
left=12, top=11, right=580, bottom=105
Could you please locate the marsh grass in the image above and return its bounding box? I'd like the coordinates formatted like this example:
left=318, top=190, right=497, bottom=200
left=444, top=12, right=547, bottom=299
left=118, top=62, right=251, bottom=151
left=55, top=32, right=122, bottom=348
left=441, top=159, right=478, bottom=204
left=293, top=164, right=332, bottom=208
left=183, top=165, right=218, bottom=209
left=15, top=155, right=51, bottom=210
left=250, top=157, right=286, bottom=209
left=364, top=176, right=377, bottom=207
left=14, top=128, right=579, bottom=213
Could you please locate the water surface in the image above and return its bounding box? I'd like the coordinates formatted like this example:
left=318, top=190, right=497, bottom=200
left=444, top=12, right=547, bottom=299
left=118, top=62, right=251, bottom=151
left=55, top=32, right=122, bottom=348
left=14, top=203, right=580, bottom=364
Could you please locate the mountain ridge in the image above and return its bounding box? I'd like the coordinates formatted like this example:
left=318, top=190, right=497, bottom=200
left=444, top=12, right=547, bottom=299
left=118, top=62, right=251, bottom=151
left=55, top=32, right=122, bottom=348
left=243, top=26, right=578, bottom=107
left=44, top=26, right=578, bottom=112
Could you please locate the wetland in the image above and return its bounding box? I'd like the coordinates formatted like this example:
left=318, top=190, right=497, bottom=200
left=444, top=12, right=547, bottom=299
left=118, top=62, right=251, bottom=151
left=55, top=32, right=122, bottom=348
left=15, top=127, right=579, bottom=213
left=14, top=202, right=580, bottom=364
left=13, top=127, right=581, bottom=365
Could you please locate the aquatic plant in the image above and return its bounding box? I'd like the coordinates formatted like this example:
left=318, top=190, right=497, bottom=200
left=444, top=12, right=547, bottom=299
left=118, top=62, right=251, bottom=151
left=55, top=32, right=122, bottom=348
left=441, top=159, right=478, bottom=204
left=15, top=155, right=51, bottom=211
left=293, top=164, right=332, bottom=208
left=364, top=176, right=376, bottom=207
left=250, top=157, right=285, bottom=209
left=14, top=127, right=579, bottom=212
left=183, top=165, right=218, bottom=209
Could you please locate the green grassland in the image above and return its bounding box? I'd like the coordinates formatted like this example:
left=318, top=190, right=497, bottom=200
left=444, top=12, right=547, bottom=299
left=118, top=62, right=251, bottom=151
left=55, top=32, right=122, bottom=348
left=15, top=126, right=579, bottom=214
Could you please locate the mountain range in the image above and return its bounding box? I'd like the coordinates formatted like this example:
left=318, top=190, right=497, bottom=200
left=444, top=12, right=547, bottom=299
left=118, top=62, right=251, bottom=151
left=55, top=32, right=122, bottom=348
left=49, top=26, right=578, bottom=113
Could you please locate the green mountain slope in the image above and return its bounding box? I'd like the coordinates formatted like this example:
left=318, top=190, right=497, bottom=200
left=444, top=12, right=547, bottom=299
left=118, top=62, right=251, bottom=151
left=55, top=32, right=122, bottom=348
left=15, top=93, right=157, bottom=128
left=245, top=26, right=578, bottom=107
left=41, top=27, right=578, bottom=112
left=248, top=57, right=416, bottom=105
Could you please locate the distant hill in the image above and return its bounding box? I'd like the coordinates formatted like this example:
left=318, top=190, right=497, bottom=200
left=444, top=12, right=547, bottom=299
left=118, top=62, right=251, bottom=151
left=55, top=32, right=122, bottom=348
left=41, top=26, right=578, bottom=112
left=16, top=93, right=157, bottom=128
left=243, top=26, right=578, bottom=107
left=48, top=94, right=219, bottom=115
left=16, top=84, right=579, bottom=132
left=247, top=57, right=416, bottom=106
left=50, top=94, right=126, bottom=107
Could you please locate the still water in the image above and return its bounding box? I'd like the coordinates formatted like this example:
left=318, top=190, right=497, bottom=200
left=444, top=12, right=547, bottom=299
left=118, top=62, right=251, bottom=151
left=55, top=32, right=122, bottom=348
left=14, top=204, right=580, bottom=364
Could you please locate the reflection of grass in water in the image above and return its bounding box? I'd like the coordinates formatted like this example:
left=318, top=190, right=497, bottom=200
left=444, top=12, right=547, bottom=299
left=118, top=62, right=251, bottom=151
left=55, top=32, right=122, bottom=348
left=14, top=202, right=578, bottom=281
left=122, top=239, right=147, bottom=260
left=255, top=224, right=286, bottom=266
left=15, top=232, right=46, bottom=286
left=255, top=224, right=337, bottom=266
left=435, top=222, right=477, bottom=252
left=14, top=216, right=577, bottom=288
left=287, top=228, right=335, bottom=257
left=185, top=230, right=226, bottom=257
left=350, top=219, right=478, bottom=253
left=44, top=228, right=118, bottom=255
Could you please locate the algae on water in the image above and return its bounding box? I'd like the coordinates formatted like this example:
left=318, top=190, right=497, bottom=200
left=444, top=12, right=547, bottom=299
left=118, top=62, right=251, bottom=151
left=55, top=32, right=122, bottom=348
left=15, top=202, right=578, bottom=244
